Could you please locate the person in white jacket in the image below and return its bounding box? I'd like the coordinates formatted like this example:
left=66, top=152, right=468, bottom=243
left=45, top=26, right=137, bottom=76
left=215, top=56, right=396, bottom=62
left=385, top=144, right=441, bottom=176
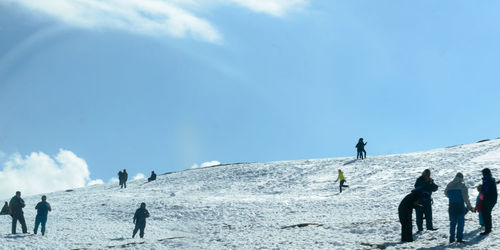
left=444, top=172, right=474, bottom=243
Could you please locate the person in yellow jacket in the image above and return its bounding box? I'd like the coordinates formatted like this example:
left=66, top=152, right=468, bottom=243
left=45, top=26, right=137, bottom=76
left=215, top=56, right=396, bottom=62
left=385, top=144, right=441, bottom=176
left=335, top=169, right=349, bottom=193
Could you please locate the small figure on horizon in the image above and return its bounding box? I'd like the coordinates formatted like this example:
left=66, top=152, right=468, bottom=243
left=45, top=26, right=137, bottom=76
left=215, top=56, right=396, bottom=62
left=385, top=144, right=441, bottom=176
left=1, top=201, right=9, bottom=215
left=148, top=171, right=157, bottom=182
left=118, top=170, right=124, bottom=188
left=398, top=189, right=425, bottom=242
left=475, top=185, right=484, bottom=228
left=335, top=169, right=349, bottom=193
left=444, top=172, right=474, bottom=243
left=132, top=202, right=150, bottom=239
left=414, top=169, right=438, bottom=232
left=34, top=195, right=52, bottom=236
left=9, top=191, right=27, bottom=234
left=478, top=168, right=497, bottom=235
left=119, top=169, right=128, bottom=188
left=355, top=138, right=367, bottom=159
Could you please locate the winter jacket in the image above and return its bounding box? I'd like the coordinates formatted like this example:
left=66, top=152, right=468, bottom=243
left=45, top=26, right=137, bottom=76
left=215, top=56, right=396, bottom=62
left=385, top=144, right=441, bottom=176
left=481, top=176, right=498, bottom=206
left=399, top=191, right=421, bottom=214
left=444, top=176, right=473, bottom=211
left=9, top=196, right=25, bottom=215
left=414, top=176, right=438, bottom=197
left=133, top=208, right=150, bottom=225
left=336, top=172, right=346, bottom=181
left=35, top=201, right=52, bottom=217
left=355, top=142, right=366, bottom=150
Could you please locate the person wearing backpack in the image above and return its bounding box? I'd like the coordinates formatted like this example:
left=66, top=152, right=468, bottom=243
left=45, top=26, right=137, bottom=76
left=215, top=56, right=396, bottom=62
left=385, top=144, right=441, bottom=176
left=444, top=173, right=474, bottom=243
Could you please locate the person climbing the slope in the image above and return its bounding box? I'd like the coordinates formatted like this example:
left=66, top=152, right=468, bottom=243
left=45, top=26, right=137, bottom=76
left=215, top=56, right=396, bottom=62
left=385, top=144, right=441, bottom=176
left=9, top=191, right=27, bottom=234
left=398, top=189, right=425, bottom=242
left=355, top=138, right=367, bottom=160
left=444, top=172, right=474, bottom=243
left=478, top=168, right=497, bottom=235
left=335, top=169, right=349, bottom=193
left=133, top=202, right=150, bottom=238
left=414, top=169, right=438, bottom=232
left=34, top=195, right=52, bottom=236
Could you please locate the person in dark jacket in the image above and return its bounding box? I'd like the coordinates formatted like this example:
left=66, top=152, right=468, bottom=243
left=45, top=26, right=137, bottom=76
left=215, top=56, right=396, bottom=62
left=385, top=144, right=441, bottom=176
left=118, top=170, right=124, bottom=188
left=355, top=138, right=367, bottom=159
left=1, top=202, right=9, bottom=215
left=9, top=191, right=27, bottom=234
left=444, top=173, right=474, bottom=243
left=479, top=168, right=498, bottom=235
left=133, top=202, right=150, bottom=238
left=34, top=195, right=52, bottom=236
left=121, top=169, right=128, bottom=188
left=148, top=171, right=157, bottom=182
left=399, top=189, right=425, bottom=242
left=414, top=169, right=439, bottom=231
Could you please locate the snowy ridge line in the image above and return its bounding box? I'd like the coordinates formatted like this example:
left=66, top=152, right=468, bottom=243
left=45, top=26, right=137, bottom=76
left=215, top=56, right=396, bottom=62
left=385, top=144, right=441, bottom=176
left=1, top=138, right=500, bottom=249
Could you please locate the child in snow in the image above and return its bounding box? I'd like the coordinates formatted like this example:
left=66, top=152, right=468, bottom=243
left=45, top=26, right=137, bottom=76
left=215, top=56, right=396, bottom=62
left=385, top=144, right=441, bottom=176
left=335, top=169, right=349, bottom=193
left=475, top=185, right=484, bottom=228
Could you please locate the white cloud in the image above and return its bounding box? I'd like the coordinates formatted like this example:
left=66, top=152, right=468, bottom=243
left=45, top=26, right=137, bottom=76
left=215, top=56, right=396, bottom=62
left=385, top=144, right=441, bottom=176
left=0, top=149, right=99, bottom=199
left=229, top=0, right=307, bottom=17
left=88, top=179, right=104, bottom=186
left=133, top=173, right=145, bottom=180
left=5, top=0, right=308, bottom=43
left=191, top=160, right=221, bottom=169
left=108, top=177, right=119, bottom=184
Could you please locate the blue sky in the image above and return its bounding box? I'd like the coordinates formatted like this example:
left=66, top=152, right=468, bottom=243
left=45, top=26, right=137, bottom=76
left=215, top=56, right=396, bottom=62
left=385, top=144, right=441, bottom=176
left=1, top=0, right=500, bottom=185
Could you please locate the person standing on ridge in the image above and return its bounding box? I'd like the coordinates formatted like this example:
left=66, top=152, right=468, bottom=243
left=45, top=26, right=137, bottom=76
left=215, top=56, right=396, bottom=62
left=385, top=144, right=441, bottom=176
left=34, top=195, right=52, bottom=236
left=399, top=189, right=425, bottom=242
left=478, top=168, right=497, bottom=235
left=335, top=169, right=349, bottom=193
left=132, top=202, right=150, bottom=238
left=118, top=170, right=124, bottom=188
left=122, top=169, right=128, bottom=188
left=9, top=191, right=27, bottom=234
left=414, top=169, right=438, bottom=232
left=355, top=138, right=367, bottom=159
left=444, top=172, right=474, bottom=243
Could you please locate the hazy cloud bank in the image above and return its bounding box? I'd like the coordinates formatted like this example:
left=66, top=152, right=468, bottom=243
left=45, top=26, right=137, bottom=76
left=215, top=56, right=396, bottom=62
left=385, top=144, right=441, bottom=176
left=191, top=160, right=221, bottom=169
left=0, top=149, right=97, bottom=199
left=4, top=0, right=308, bottom=43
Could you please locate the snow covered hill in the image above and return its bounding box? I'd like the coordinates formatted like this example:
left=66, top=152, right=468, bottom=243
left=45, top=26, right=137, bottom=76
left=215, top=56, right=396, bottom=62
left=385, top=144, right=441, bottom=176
left=1, top=139, right=500, bottom=249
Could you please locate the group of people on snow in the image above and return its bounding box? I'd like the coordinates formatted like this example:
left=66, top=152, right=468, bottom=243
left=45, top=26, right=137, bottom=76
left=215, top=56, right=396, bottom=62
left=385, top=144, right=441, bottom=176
left=118, top=169, right=128, bottom=188
left=0, top=191, right=52, bottom=235
left=398, top=168, right=498, bottom=244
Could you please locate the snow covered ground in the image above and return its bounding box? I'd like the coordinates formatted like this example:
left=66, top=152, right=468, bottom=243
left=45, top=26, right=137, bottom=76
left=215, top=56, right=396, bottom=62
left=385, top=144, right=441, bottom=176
left=1, top=139, right=500, bottom=249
